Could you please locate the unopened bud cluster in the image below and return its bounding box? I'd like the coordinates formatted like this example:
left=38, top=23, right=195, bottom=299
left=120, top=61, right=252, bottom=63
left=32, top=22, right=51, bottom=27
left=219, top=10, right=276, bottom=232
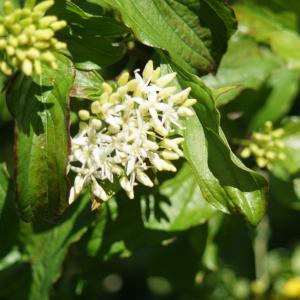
left=68, top=60, right=196, bottom=207
left=0, top=0, right=67, bottom=76
left=240, top=121, right=286, bottom=169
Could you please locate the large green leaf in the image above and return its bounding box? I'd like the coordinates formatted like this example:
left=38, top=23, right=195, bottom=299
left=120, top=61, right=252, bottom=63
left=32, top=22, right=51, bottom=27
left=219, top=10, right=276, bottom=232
left=160, top=57, right=267, bottom=225
left=234, top=2, right=300, bottom=69
left=19, top=194, right=93, bottom=300
left=141, top=163, right=215, bottom=231
left=203, top=34, right=281, bottom=106
left=67, top=36, right=126, bottom=68
left=0, top=164, right=19, bottom=258
left=7, top=55, right=74, bottom=222
left=95, top=0, right=236, bottom=74
left=248, top=68, right=299, bottom=130
left=65, top=1, right=129, bottom=37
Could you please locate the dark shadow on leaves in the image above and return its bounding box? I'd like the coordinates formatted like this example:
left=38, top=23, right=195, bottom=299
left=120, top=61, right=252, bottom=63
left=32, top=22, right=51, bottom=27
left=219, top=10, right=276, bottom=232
left=96, top=192, right=175, bottom=259
left=6, top=74, right=54, bottom=136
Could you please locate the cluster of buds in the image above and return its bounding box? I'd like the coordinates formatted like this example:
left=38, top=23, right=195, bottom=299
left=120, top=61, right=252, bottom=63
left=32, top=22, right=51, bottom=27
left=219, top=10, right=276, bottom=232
left=240, top=121, right=286, bottom=169
left=0, top=0, right=67, bottom=76
left=68, top=60, right=196, bottom=208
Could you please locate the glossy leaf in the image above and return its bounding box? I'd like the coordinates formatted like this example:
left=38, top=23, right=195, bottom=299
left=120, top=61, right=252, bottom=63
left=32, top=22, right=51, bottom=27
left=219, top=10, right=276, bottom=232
left=141, top=163, right=215, bottom=231
left=160, top=57, right=267, bottom=225
left=20, top=194, right=93, bottom=300
left=234, top=2, right=300, bottom=69
left=7, top=55, right=74, bottom=222
left=96, top=0, right=236, bottom=74
left=65, top=1, right=129, bottom=37
left=70, top=68, right=104, bottom=100
left=203, top=34, right=281, bottom=106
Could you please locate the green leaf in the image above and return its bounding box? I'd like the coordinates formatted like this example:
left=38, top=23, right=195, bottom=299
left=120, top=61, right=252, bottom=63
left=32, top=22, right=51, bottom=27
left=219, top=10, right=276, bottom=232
left=203, top=34, right=281, bottom=106
left=0, top=164, right=19, bottom=258
left=160, top=56, right=267, bottom=225
left=70, top=68, right=104, bottom=100
left=249, top=68, right=299, bottom=130
left=0, top=164, right=9, bottom=216
left=65, top=1, right=129, bottom=37
left=96, top=0, right=236, bottom=74
left=141, top=163, right=215, bottom=231
left=20, top=194, right=93, bottom=300
left=7, top=55, right=74, bottom=222
left=67, top=36, right=126, bottom=68
left=234, top=2, right=300, bottom=69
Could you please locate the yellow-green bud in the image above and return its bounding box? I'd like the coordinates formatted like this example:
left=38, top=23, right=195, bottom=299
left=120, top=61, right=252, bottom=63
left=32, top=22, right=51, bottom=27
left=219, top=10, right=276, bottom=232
left=91, top=101, right=102, bottom=114
left=90, top=118, right=102, bottom=130
left=142, top=60, right=154, bottom=81
left=241, top=147, right=251, bottom=158
left=34, top=0, right=54, bottom=14
left=117, top=71, right=130, bottom=86
left=22, top=59, right=33, bottom=76
left=78, top=110, right=90, bottom=121
left=183, top=98, right=197, bottom=107
left=35, top=29, right=54, bottom=40
left=0, top=39, right=6, bottom=49
left=50, top=20, right=67, bottom=31
left=41, top=51, right=55, bottom=63
left=34, top=60, right=42, bottom=74
left=27, top=48, right=40, bottom=60
left=17, top=34, right=29, bottom=45
left=39, top=16, right=58, bottom=28
left=16, top=49, right=26, bottom=60
left=158, top=86, right=177, bottom=99
left=11, top=24, right=22, bottom=35
left=4, top=1, right=14, bottom=15
left=156, top=72, right=177, bottom=87
left=6, top=46, right=15, bottom=56
left=102, top=82, right=113, bottom=94
left=0, top=25, right=5, bottom=36
left=151, top=67, right=161, bottom=82
left=0, top=61, right=12, bottom=75
left=257, top=157, right=267, bottom=168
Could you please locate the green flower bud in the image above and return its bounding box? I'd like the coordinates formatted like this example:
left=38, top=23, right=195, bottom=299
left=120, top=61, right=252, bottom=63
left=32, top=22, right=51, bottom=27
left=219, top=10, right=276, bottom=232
left=38, top=16, right=58, bottom=28
left=102, top=82, right=113, bottom=94
left=27, top=48, right=40, bottom=60
left=3, top=1, right=14, bottom=15
left=11, top=24, right=22, bottom=35
left=241, top=147, right=251, bottom=158
left=0, top=25, right=5, bottom=36
left=22, top=59, right=33, bottom=76
left=78, top=110, right=90, bottom=121
left=16, top=49, right=26, bottom=61
left=118, top=71, right=130, bottom=86
left=50, top=20, right=67, bottom=31
left=6, top=45, right=15, bottom=56
left=0, top=61, right=12, bottom=75
left=0, top=39, right=6, bottom=49
left=34, top=60, right=42, bottom=74
left=18, top=34, right=29, bottom=45
left=41, top=51, right=55, bottom=63
left=33, top=0, right=54, bottom=14
left=35, top=29, right=54, bottom=40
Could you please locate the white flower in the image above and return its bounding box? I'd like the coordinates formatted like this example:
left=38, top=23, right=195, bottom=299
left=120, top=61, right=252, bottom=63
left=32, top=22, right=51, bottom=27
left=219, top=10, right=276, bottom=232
left=68, top=60, right=195, bottom=207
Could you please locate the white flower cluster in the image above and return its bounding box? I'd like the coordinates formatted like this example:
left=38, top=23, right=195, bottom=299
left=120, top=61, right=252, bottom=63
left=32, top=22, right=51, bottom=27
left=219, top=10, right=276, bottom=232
left=68, top=61, right=196, bottom=207
left=0, top=0, right=67, bottom=76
